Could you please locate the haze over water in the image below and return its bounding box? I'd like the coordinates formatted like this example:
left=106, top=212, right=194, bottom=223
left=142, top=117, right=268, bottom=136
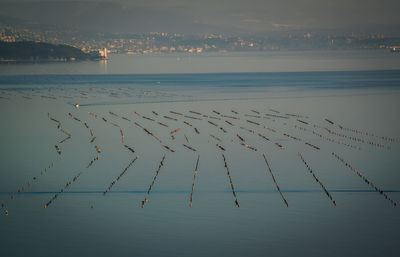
left=1, top=50, right=400, bottom=257
left=1, top=50, right=400, bottom=75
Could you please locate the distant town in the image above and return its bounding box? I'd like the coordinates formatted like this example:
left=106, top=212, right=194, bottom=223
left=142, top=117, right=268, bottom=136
left=1, top=24, right=400, bottom=56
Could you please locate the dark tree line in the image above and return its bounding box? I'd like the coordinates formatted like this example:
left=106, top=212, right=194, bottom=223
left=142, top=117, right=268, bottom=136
left=0, top=41, right=93, bottom=60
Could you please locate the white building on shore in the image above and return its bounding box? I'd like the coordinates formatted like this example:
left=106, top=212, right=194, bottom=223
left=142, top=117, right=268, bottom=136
left=98, top=48, right=108, bottom=59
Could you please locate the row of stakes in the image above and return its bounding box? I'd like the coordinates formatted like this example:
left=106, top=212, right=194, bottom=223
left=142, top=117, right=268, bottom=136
left=189, top=154, right=200, bottom=207
left=332, top=152, right=397, bottom=206
left=43, top=109, right=104, bottom=208
left=144, top=108, right=291, bottom=155
left=44, top=104, right=143, bottom=209
left=7, top=89, right=400, bottom=144
left=92, top=115, right=202, bottom=207
left=103, top=156, right=139, bottom=195
left=298, top=152, right=337, bottom=206
left=174, top=107, right=375, bottom=155
left=6, top=105, right=399, bottom=213
left=10, top=113, right=66, bottom=201
left=314, top=124, right=392, bottom=150
left=325, top=118, right=399, bottom=143
left=262, top=153, right=289, bottom=207
left=60, top=108, right=400, bottom=210
left=142, top=154, right=167, bottom=208
left=294, top=125, right=361, bottom=150
left=221, top=153, right=240, bottom=208
left=44, top=108, right=304, bottom=209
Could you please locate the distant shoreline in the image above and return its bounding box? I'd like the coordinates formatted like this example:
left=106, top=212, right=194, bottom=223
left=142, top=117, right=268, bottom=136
left=1, top=50, right=399, bottom=75
left=0, top=41, right=105, bottom=62
left=0, top=58, right=101, bottom=63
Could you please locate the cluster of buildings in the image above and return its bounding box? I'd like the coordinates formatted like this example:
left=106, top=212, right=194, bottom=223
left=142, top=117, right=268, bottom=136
left=1, top=25, right=400, bottom=55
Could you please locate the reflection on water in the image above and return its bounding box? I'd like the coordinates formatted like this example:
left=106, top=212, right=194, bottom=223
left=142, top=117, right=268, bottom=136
left=99, top=59, right=109, bottom=74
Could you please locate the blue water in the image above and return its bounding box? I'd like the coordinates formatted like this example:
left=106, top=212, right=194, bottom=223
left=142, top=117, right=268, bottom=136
left=1, top=54, right=400, bottom=257
left=1, top=70, right=400, bottom=89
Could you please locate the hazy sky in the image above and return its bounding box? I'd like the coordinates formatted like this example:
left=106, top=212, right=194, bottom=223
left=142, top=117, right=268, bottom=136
left=1, top=0, right=399, bottom=34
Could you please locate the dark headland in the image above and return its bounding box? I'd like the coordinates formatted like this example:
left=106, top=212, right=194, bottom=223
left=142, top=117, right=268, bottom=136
left=0, top=41, right=105, bottom=62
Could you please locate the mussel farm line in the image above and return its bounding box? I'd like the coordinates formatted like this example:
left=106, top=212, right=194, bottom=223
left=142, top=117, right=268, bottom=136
left=141, top=154, right=167, bottom=208
left=298, top=152, right=337, bottom=206
left=332, top=152, right=397, bottom=206
left=189, top=154, right=200, bottom=207
left=262, top=153, right=289, bottom=207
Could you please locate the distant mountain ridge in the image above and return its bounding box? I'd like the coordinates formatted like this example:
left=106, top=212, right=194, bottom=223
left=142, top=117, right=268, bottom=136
left=0, top=41, right=99, bottom=61
left=1, top=1, right=400, bottom=36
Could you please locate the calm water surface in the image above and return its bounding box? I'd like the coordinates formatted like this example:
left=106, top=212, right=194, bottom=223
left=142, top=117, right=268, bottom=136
left=0, top=52, right=399, bottom=257
left=1, top=50, right=400, bottom=75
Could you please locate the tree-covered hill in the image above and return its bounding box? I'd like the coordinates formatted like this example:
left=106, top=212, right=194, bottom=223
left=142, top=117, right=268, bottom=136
left=0, top=41, right=97, bottom=61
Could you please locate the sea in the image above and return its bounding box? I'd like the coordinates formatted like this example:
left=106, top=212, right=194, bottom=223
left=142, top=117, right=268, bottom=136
left=0, top=50, right=399, bottom=257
